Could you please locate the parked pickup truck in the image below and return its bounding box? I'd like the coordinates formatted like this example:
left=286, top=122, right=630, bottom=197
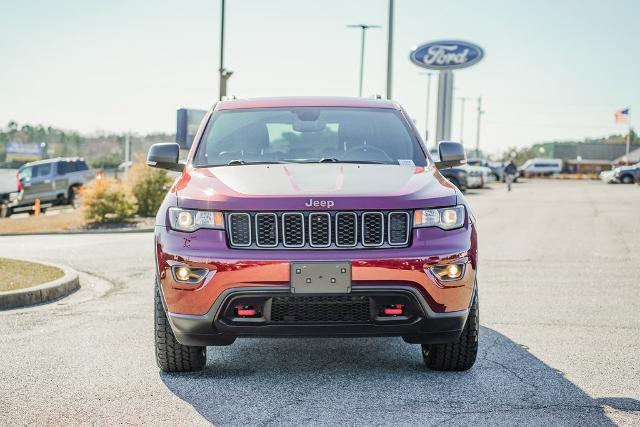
left=148, top=97, right=479, bottom=373
left=2, top=157, right=94, bottom=217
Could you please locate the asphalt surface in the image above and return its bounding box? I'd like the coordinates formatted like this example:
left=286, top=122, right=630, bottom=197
left=0, top=179, right=639, bottom=426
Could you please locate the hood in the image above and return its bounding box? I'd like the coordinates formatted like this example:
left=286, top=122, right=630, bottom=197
left=174, top=163, right=457, bottom=211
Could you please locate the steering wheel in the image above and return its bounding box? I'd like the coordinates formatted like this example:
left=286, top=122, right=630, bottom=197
left=342, top=144, right=394, bottom=162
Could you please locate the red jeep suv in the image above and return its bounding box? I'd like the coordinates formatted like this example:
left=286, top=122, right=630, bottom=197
left=148, top=97, right=478, bottom=373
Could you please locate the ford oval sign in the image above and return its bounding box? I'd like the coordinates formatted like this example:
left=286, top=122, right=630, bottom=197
left=410, top=40, right=484, bottom=70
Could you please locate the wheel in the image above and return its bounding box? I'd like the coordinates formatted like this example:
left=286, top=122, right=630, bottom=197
left=0, top=205, right=10, bottom=218
left=155, top=282, right=206, bottom=372
left=68, top=186, right=82, bottom=209
left=422, top=287, right=479, bottom=371
left=621, top=175, right=634, bottom=184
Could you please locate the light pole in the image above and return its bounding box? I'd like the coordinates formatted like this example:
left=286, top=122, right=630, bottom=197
left=420, top=72, right=434, bottom=143
left=218, top=0, right=233, bottom=100
left=386, top=0, right=394, bottom=99
left=475, top=96, right=483, bottom=160
left=347, top=24, right=381, bottom=97
left=456, top=96, right=471, bottom=143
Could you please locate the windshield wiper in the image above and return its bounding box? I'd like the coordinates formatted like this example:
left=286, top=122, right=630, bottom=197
left=194, top=160, right=287, bottom=168
left=318, top=158, right=389, bottom=165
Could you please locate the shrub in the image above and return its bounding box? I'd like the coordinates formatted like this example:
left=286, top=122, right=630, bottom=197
left=81, top=178, right=137, bottom=223
left=128, top=162, right=173, bottom=217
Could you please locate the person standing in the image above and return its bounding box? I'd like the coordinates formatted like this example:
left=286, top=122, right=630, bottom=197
left=504, top=160, right=518, bottom=191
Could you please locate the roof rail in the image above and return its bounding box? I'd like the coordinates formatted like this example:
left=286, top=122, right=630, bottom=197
left=221, top=95, right=237, bottom=101
left=369, top=94, right=384, bottom=99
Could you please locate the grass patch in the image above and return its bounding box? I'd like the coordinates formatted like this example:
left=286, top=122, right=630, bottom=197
left=0, top=210, right=85, bottom=234
left=0, top=258, right=64, bottom=292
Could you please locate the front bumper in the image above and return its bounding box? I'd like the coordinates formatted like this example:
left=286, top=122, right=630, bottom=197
left=155, top=221, right=477, bottom=345
left=160, top=283, right=473, bottom=346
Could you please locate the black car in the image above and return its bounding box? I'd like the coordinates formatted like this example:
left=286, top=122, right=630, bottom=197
left=440, top=167, right=468, bottom=192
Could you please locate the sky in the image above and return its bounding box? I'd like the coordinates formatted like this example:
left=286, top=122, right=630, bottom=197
left=1, top=0, right=638, bottom=155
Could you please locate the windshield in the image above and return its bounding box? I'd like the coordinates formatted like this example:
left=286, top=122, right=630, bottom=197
left=193, top=107, right=427, bottom=167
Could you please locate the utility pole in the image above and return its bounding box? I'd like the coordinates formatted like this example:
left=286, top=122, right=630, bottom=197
left=457, top=96, right=470, bottom=142
left=475, top=96, right=483, bottom=160
left=124, top=132, right=130, bottom=180
left=420, top=72, right=434, bottom=143
left=347, top=25, right=381, bottom=97
left=625, top=110, right=632, bottom=165
left=385, top=0, right=394, bottom=99
left=218, top=0, right=233, bottom=100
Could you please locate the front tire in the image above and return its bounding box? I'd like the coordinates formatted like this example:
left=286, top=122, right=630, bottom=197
left=422, top=288, right=479, bottom=371
left=621, top=175, right=634, bottom=184
left=155, top=282, right=206, bottom=372
left=69, top=186, right=82, bottom=209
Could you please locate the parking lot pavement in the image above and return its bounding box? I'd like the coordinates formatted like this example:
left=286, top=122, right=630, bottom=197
left=0, top=179, right=638, bottom=425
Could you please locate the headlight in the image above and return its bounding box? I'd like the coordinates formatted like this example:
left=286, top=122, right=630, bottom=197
left=413, top=205, right=465, bottom=230
left=169, top=207, right=224, bottom=232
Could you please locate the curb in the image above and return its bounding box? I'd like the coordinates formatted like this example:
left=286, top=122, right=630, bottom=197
left=0, top=260, right=80, bottom=310
left=0, top=227, right=154, bottom=237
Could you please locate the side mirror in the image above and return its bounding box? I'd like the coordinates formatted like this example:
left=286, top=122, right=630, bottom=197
left=435, top=141, right=466, bottom=169
left=146, top=143, right=183, bottom=171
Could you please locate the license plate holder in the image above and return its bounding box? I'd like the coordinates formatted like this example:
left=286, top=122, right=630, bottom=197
left=290, top=262, right=351, bottom=294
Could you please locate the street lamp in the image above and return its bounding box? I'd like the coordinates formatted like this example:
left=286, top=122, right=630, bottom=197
left=386, top=0, right=394, bottom=99
left=218, top=0, right=233, bottom=100
left=475, top=97, right=483, bottom=160
left=420, top=72, right=433, bottom=143
left=347, top=24, right=381, bottom=97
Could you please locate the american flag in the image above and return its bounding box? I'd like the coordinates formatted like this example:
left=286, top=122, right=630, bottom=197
left=614, top=108, right=629, bottom=124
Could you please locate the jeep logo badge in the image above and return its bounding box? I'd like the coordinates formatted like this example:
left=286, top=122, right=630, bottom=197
left=305, top=198, right=335, bottom=209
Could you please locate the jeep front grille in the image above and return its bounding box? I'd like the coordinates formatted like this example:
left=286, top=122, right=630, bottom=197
left=226, top=211, right=411, bottom=249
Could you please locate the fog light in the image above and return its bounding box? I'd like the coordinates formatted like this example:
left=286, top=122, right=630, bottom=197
left=175, top=266, right=190, bottom=282
left=430, top=263, right=465, bottom=281
left=446, top=264, right=460, bottom=278
left=171, top=265, right=209, bottom=284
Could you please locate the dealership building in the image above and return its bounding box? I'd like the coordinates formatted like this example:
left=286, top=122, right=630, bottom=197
left=546, top=142, right=640, bottom=173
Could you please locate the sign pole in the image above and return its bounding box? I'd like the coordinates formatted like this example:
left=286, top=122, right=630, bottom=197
left=435, top=70, right=454, bottom=144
